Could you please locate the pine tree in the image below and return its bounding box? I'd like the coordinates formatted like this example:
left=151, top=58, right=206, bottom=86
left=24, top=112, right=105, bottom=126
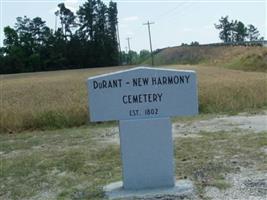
left=107, top=1, right=119, bottom=65
left=247, top=24, right=260, bottom=41
left=215, top=16, right=232, bottom=43
left=233, top=21, right=247, bottom=42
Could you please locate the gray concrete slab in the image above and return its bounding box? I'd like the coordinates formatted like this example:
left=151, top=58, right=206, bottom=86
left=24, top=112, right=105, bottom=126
left=103, top=180, right=194, bottom=199
left=119, top=118, right=174, bottom=190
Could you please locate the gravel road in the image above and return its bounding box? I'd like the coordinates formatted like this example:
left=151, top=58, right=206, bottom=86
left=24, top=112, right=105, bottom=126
left=172, top=111, right=267, bottom=200
left=101, top=112, right=267, bottom=199
left=173, top=112, right=267, bottom=135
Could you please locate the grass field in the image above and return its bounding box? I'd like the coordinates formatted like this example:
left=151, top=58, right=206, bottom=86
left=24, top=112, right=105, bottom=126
left=0, top=125, right=266, bottom=199
left=1, top=65, right=266, bottom=133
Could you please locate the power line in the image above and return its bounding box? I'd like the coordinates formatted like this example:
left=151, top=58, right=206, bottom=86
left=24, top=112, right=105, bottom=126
left=118, top=2, right=193, bottom=53
left=152, top=1, right=187, bottom=22
left=143, top=21, right=155, bottom=66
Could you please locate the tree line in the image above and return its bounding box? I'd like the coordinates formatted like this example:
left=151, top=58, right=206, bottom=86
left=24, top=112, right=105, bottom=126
left=215, top=16, right=263, bottom=43
left=0, top=0, right=119, bottom=74
left=1, top=10, right=264, bottom=74
left=180, top=16, right=263, bottom=46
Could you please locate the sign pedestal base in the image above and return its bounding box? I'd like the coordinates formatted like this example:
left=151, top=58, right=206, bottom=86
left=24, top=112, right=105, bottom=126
left=103, top=180, right=194, bottom=200
left=119, top=117, right=174, bottom=190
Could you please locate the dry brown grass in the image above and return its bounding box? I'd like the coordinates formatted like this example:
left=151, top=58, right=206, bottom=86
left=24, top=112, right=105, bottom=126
left=1, top=66, right=128, bottom=133
left=1, top=65, right=266, bottom=133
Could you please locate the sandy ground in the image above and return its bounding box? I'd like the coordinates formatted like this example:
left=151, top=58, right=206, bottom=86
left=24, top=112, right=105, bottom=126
left=176, top=112, right=267, bottom=200
left=205, top=168, right=267, bottom=200
left=173, top=112, right=267, bottom=136
left=100, top=111, right=267, bottom=142
left=101, top=112, right=267, bottom=200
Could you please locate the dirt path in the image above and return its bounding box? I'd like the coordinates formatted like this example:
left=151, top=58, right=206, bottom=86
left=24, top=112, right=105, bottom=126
left=101, top=111, right=267, bottom=142
left=173, top=111, right=267, bottom=136
left=100, top=112, right=267, bottom=200
left=173, top=112, right=267, bottom=200
left=205, top=168, right=267, bottom=200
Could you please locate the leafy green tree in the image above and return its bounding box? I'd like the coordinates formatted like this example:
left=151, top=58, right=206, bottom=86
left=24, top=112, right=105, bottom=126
left=215, top=16, right=262, bottom=43
left=106, top=1, right=119, bottom=65
left=247, top=24, right=260, bottom=41
left=233, top=21, right=247, bottom=42
left=77, top=0, right=119, bottom=67
left=77, top=0, right=97, bottom=41
left=45, top=29, right=68, bottom=69
left=1, top=0, right=120, bottom=74
left=190, top=41, right=199, bottom=46
left=128, top=50, right=138, bottom=64
left=3, top=26, right=26, bottom=73
left=76, top=0, right=97, bottom=67
left=14, top=16, right=35, bottom=58
left=30, top=17, right=51, bottom=46
left=3, top=26, right=19, bottom=50
left=139, top=49, right=150, bottom=62
left=215, top=16, right=232, bottom=43
left=229, top=20, right=237, bottom=42
left=181, top=43, right=188, bottom=46
left=93, top=0, right=108, bottom=66
left=119, top=51, right=128, bottom=65
left=57, top=3, right=76, bottom=39
left=0, top=47, right=4, bottom=57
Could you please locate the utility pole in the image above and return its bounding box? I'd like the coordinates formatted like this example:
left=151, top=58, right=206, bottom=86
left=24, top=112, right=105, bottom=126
left=116, top=24, right=122, bottom=65
left=54, top=10, right=59, bottom=33
left=143, top=21, right=155, bottom=66
left=126, top=37, right=131, bottom=52
left=126, top=37, right=131, bottom=64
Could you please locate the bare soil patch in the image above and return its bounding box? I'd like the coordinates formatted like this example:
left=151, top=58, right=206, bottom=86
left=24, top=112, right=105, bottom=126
left=205, top=168, right=267, bottom=200
left=173, top=111, right=267, bottom=135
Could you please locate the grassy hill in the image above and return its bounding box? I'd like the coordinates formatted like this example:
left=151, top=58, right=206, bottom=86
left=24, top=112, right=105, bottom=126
left=152, top=46, right=267, bottom=72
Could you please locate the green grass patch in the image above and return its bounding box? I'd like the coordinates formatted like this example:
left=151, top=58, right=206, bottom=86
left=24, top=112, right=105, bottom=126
left=225, top=51, right=267, bottom=72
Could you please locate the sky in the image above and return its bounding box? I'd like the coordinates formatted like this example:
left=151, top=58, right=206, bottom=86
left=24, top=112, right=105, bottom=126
left=0, top=0, right=266, bottom=52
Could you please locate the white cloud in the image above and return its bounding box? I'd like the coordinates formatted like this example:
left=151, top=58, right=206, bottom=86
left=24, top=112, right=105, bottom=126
left=122, top=16, right=139, bottom=22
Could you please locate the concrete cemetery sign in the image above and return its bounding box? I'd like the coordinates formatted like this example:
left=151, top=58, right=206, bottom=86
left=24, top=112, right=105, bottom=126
left=88, top=67, right=198, bottom=122
left=87, top=67, right=198, bottom=197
